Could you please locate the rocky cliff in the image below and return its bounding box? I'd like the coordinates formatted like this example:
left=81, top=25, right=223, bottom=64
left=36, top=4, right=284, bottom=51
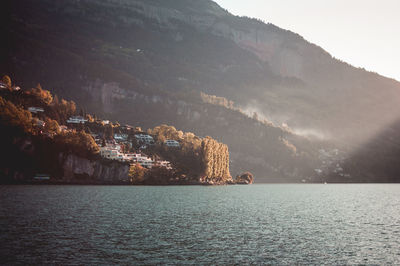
left=60, top=154, right=130, bottom=183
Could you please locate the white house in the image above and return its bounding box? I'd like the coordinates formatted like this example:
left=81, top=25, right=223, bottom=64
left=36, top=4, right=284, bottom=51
left=28, top=107, right=44, bottom=113
left=156, top=160, right=172, bottom=170
left=100, top=147, right=119, bottom=159
left=114, top=133, right=128, bottom=141
left=67, top=116, right=88, bottom=124
left=164, top=140, right=180, bottom=147
left=125, top=153, right=142, bottom=162
left=135, top=134, right=154, bottom=144
left=137, top=157, right=154, bottom=168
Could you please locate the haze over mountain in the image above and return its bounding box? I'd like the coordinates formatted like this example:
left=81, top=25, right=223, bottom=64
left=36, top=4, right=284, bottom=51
left=2, top=0, right=400, bottom=182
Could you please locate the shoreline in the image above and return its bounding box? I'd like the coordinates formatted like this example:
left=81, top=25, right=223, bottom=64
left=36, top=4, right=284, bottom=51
left=0, top=180, right=252, bottom=186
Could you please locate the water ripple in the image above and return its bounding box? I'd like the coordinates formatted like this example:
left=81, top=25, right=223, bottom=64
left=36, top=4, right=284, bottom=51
left=1, top=184, right=400, bottom=265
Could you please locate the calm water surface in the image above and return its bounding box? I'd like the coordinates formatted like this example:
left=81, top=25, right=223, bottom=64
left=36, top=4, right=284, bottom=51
left=1, top=184, right=400, bottom=265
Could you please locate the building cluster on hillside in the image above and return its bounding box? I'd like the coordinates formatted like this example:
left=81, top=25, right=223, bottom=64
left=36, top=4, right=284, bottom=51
left=67, top=116, right=88, bottom=124
left=24, top=104, right=178, bottom=170
left=97, top=135, right=173, bottom=169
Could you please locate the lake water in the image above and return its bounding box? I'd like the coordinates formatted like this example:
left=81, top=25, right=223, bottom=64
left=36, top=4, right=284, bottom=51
left=1, top=184, right=400, bottom=265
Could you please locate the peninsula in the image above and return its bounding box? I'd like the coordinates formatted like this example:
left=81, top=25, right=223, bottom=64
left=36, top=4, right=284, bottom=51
left=0, top=76, right=253, bottom=185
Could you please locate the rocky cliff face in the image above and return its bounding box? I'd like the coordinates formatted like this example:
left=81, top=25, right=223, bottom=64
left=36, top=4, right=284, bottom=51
left=60, top=154, right=130, bottom=183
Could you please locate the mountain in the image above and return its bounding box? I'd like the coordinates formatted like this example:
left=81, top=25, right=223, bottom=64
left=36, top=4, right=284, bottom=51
left=2, top=0, right=400, bottom=182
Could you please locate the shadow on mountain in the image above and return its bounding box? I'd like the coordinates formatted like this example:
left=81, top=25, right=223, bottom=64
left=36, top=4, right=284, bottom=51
left=330, top=118, right=400, bottom=183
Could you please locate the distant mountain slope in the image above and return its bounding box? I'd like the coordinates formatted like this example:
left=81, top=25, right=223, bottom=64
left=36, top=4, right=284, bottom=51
left=2, top=0, right=400, bottom=181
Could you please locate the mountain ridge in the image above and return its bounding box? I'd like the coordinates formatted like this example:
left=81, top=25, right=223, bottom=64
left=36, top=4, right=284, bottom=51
left=3, top=0, right=400, bottom=182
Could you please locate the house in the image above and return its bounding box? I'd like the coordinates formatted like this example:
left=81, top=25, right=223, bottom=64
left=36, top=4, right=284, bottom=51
left=67, top=116, right=87, bottom=124
left=36, top=119, right=45, bottom=127
left=0, top=82, right=7, bottom=89
left=100, top=144, right=134, bottom=161
left=121, top=124, right=133, bottom=131
left=60, top=125, right=68, bottom=132
left=137, top=157, right=154, bottom=168
left=114, top=133, right=128, bottom=141
left=156, top=160, right=173, bottom=170
left=104, top=142, right=122, bottom=152
left=28, top=107, right=44, bottom=113
left=100, top=147, right=119, bottom=159
left=125, top=153, right=142, bottom=162
left=135, top=134, right=155, bottom=145
left=164, top=140, right=180, bottom=147
left=34, top=174, right=50, bottom=181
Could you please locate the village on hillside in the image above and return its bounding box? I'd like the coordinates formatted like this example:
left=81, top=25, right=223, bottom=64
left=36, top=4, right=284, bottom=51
left=1, top=80, right=180, bottom=173
left=35, top=112, right=179, bottom=171
left=1, top=77, right=252, bottom=185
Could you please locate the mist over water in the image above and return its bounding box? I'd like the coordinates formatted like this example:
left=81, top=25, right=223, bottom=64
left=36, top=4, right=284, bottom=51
left=1, top=185, right=400, bottom=264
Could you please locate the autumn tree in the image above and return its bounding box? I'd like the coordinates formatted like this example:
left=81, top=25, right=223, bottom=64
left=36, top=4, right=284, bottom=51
left=54, top=131, right=99, bottom=157
left=1, top=75, right=12, bottom=89
left=26, top=84, right=53, bottom=105
left=200, top=137, right=231, bottom=183
left=0, top=96, right=33, bottom=134
left=44, top=117, right=61, bottom=135
left=129, top=163, right=146, bottom=184
left=86, top=114, right=94, bottom=123
left=104, top=124, right=114, bottom=140
left=148, top=124, right=184, bottom=144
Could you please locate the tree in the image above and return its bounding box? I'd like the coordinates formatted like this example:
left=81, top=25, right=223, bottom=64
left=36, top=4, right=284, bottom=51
left=104, top=125, right=114, bottom=140
left=0, top=96, right=33, bottom=134
left=55, top=131, right=99, bottom=157
left=27, top=85, right=53, bottom=105
left=86, top=114, right=94, bottom=122
left=44, top=118, right=61, bottom=135
left=129, top=163, right=146, bottom=184
left=235, top=172, right=254, bottom=184
left=53, top=95, right=60, bottom=105
left=1, top=75, right=12, bottom=88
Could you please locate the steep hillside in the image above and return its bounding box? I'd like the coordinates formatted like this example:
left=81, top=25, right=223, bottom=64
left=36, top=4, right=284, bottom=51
left=2, top=0, right=400, bottom=181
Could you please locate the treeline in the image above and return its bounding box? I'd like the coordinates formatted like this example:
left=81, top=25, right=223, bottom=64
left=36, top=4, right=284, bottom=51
left=145, top=125, right=232, bottom=184
left=0, top=76, right=100, bottom=182
left=200, top=137, right=231, bottom=184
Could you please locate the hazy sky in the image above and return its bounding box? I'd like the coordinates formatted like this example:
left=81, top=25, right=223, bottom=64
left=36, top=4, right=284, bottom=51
left=214, top=0, right=400, bottom=81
